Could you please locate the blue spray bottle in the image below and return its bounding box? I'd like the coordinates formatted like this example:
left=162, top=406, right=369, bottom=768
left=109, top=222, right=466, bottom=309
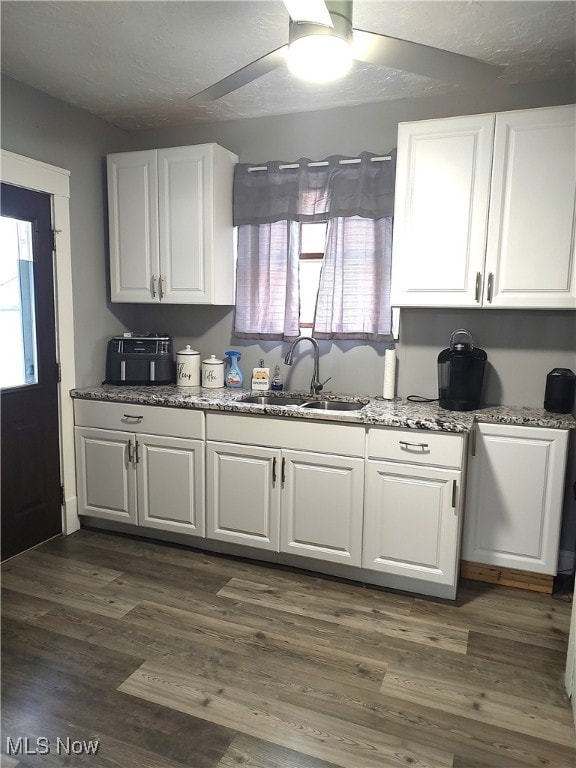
left=225, top=350, right=243, bottom=388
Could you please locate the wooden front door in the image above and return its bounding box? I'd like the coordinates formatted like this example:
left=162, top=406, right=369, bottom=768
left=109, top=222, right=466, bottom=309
left=1, top=182, right=62, bottom=560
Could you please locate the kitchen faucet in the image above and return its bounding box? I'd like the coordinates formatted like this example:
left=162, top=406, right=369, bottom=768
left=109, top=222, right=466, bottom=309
left=284, top=336, right=330, bottom=396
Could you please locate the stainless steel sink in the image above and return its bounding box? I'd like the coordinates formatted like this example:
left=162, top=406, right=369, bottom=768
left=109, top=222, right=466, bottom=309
left=241, top=395, right=309, bottom=406
left=301, top=399, right=368, bottom=411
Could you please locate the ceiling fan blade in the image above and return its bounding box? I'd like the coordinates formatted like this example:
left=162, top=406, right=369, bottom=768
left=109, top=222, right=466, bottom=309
left=283, top=0, right=333, bottom=26
left=189, top=45, right=288, bottom=102
left=353, top=29, right=505, bottom=86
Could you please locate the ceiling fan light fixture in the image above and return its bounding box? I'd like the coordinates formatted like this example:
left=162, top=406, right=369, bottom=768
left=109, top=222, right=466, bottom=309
left=287, top=34, right=353, bottom=82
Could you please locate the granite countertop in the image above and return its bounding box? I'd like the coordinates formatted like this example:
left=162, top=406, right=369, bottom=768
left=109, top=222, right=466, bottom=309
left=70, top=385, right=576, bottom=433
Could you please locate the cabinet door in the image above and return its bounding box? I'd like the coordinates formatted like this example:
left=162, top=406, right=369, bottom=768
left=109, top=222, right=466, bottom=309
left=206, top=442, right=280, bottom=550
left=280, top=450, right=364, bottom=566
left=391, top=114, right=495, bottom=307
left=107, top=150, right=159, bottom=302
left=136, top=434, right=205, bottom=537
left=463, top=423, right=569, bottom=573
left=363, top=460, right=461, bottom=586
left=158, top=145, right=211, bottom=303
left=75, top=427, right=137, bottom=523
left=485, top=106, right=576, bottom=308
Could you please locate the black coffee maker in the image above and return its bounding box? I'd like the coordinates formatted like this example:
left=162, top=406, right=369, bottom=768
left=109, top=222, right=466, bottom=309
left=438, top=329, right=487, bottom=411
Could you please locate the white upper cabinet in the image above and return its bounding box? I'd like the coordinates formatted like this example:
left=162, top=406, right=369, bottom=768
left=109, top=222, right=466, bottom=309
left=391, top=114, right=495, bottom=307
left=391, top=105, right=576, bottom=309
left=107, top=143, right=238, bottom=304
left=485, top=106, right=576, bottom=308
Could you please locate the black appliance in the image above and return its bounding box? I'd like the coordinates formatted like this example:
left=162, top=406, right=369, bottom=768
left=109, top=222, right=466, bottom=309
left=105, top=333, right=174, bottom=385
left=438, top=329, right=487, bottom=411
left=544, top=368, right=575, bottom=414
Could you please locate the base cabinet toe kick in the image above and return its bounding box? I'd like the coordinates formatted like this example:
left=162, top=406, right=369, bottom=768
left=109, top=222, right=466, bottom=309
left=73, top=400, right=570, bottom=600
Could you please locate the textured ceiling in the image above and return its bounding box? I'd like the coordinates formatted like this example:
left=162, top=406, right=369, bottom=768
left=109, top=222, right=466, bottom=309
left=1, top=1, right=574, bottom=130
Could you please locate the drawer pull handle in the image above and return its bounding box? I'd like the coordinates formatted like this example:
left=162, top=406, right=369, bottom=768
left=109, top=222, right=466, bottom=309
left=122, top=414, right=144, bottom=423
left=399, top=441, right=429, bottom=449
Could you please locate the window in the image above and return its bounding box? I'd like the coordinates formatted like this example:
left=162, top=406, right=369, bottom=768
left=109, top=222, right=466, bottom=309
left=232, top=151, right=397, bottom=341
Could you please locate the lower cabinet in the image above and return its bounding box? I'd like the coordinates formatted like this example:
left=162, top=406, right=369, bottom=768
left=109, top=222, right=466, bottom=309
left=462, top=422, right=569, bottom=574
left=362, top=428, right=466, bottom=588
left=74, top=401, right=205, bottom=537
left=205, top=413, right=365, bottom=566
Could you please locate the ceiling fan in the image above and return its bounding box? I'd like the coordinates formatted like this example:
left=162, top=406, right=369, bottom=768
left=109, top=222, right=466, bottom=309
left=190, top=0, right=505, bottom=102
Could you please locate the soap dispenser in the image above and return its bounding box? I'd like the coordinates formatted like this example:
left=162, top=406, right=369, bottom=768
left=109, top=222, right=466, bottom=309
left=225, top=350, right=243, bottom=388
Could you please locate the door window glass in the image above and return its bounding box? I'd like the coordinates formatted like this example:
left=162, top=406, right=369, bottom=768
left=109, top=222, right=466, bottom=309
left=0, top=216, right=38, bottom=388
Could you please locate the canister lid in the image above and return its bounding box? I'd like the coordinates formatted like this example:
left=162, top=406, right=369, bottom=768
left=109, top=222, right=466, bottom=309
left=202, top=354, right=223, bottom=364
left=177, top=345, right=200, bottom=355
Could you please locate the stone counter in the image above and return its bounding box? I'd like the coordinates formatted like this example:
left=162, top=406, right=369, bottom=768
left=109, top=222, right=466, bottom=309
left=70, top=385, right=575, bottom=433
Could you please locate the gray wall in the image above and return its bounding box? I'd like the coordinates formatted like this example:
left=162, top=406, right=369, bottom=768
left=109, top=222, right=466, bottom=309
left=1, top=74, right=134, bottom=387
left=127, top=75, right=576, bottom=407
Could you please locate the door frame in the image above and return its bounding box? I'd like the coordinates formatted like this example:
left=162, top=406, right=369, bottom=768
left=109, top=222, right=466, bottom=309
left=1, top=150, right=79, bottom=537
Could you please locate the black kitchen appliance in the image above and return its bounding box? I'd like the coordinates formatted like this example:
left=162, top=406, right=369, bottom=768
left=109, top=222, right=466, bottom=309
left=544, top=368, right=575, bottom=413
left=438, top=329, right=487, bottom=411
left=105, top=333, right=174, bottom=385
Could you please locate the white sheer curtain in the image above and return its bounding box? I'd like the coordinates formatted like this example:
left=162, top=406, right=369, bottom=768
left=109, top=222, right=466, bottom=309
left=314, top=217, right=393, bottom=340
left=233, top=220, right=300, bottom=340
left=233, top=151, right=395, bottom=340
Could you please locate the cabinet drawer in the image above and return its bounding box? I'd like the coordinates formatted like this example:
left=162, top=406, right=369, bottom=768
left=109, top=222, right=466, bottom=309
left=367, top=428, right=464, bottom=469
left=74, top=399, right=204, bottom=439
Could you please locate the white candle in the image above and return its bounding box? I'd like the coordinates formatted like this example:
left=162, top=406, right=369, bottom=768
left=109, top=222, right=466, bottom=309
left=383, top=348, right=396, bottom=399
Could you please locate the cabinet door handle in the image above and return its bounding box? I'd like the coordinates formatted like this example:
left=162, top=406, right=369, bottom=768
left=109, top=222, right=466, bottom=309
left=487, top=272, right=494, bottom=303
left=470, top=428, right=477, bottom=457
left=475, top=272, right=482, bottom=303
left=127, top=440, right=134, bottom=464
left=399, top=440, right=429, bottom=449
left=451, top=480, right=457, bottom=508
left=281, top=457, right=286, bottom=485
left=134, top=440, right=140, bottom=464
left=159, top=276, right=165, bottom=300
left=151, top=275, right=157, bottom=298
left=272, top=457, right=277, bottom=484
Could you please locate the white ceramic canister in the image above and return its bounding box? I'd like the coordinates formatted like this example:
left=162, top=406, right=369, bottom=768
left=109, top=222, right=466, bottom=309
left=201, top=355, right=225, bottom=388
left=176, top=345, right=201, bottom=387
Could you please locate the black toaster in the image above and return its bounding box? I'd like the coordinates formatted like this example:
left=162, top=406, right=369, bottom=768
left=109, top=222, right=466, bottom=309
left=105, top=333, right=174, bottom=385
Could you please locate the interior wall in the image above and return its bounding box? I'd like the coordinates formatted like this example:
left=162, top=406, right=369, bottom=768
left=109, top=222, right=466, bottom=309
left=0, top=74, right=135, bottom=387
left=128, top=76, right=576, bottom=408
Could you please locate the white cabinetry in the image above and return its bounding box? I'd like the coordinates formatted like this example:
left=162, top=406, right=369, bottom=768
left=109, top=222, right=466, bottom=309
left=107, top=143, right=238, bottom=304
left=74, top=401, right=205, bottom=536
left=206, top=413, right=365, bottom=566
left=363, top=428, right=465, bottom=591
left=462, top=422, right=569, bottom=574
left=206, top=442, right=280, bottom=551
left=391, top=105, right=576, bottom=309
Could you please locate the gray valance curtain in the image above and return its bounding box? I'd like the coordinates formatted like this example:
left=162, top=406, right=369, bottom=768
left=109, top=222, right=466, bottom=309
left=233, top=151, right=396, bottom=225
left=233, top=150, right=396, bottom=341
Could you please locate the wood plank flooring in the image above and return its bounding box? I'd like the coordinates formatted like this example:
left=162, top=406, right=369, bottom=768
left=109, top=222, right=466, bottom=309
left=1, top=529, right=574, bottom=768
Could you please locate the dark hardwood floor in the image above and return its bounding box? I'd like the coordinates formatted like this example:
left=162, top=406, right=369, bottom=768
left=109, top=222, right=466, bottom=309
left=1, top=529, right=575, bottom=768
